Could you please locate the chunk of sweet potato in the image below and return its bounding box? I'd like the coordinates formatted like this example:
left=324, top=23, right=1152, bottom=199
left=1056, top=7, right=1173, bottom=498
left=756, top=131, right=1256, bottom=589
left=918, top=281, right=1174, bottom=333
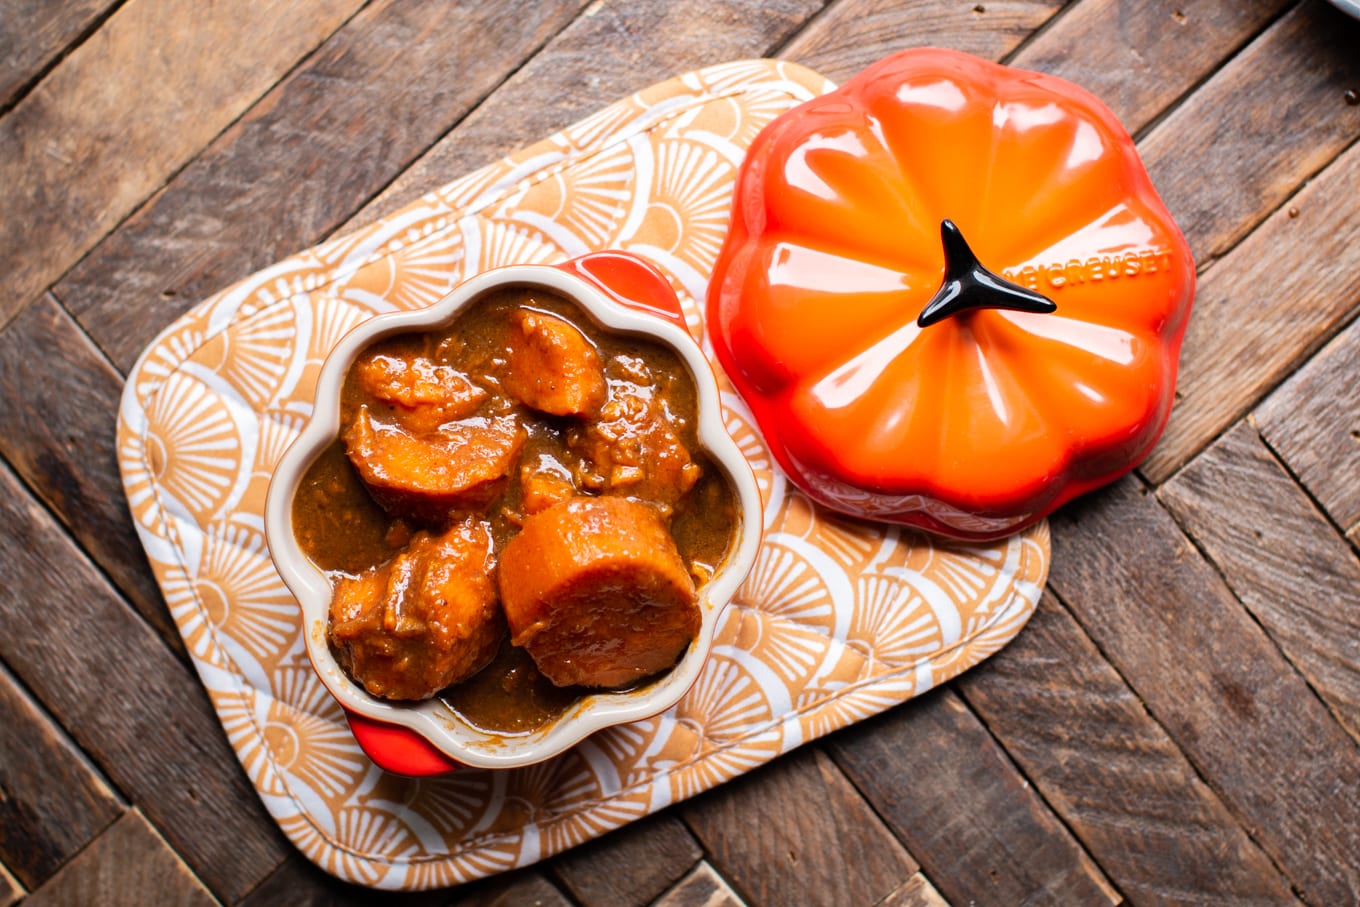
left=497, top=496, right=699, bottom=688
left=344, top=407, right=524, bottom=520
left=502, top=308, right=607, bottom=418
left=329, top=520, right=503, bottom=700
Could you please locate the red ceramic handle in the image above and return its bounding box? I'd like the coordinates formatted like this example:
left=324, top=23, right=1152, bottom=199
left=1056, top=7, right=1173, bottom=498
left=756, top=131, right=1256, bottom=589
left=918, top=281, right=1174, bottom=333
left=345, top=709, right=462, bottom=777
left=557, top=251, right=688, bottom=332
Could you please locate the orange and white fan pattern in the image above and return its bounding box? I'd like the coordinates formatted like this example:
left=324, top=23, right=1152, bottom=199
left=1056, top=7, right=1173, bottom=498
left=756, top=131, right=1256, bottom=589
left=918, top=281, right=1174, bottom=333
left=117, top=60, right=1049, bottom=889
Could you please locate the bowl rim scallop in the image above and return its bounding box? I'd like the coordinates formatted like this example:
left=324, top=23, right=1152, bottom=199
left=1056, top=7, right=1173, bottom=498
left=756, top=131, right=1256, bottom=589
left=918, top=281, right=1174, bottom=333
left=263, top=263, right=763, bottom=770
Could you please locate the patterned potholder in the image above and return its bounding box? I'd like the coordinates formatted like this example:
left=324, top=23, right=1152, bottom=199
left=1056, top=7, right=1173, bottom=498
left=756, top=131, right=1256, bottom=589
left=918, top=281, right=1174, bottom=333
left=117, top=59, right=1048, bottom=889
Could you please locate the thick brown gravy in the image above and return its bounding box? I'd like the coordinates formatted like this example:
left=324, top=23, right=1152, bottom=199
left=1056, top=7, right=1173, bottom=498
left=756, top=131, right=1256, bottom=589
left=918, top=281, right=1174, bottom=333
left=292, top=286, right=738, bottom=734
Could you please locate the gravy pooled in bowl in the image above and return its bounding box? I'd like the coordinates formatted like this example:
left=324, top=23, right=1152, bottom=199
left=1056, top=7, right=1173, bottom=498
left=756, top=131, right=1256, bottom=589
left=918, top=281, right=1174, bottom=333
left=291, top=287, right=738, bottom=734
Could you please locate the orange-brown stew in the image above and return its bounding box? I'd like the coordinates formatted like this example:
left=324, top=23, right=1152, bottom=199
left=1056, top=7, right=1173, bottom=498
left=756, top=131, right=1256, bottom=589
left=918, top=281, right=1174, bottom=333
left=292, top=286, right=737, bottom=734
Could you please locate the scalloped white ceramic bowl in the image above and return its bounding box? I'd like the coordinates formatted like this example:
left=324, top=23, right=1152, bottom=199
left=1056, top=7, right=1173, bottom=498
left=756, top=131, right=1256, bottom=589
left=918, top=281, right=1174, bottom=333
left=265, top=256, right=762, bottom=770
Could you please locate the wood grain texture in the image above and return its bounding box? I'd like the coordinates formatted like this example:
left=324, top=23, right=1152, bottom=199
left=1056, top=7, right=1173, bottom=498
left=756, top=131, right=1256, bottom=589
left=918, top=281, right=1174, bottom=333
left=0, top=0, right=364, bottom=326
left=682, top=747, right=917, bottom=907
left=1159, top=422, right=1360, bottom=741
left=654, top=862, right=747, bottom=907
left=878, top=873, right=950, bottom=907
left=1048, top=476, right=1360, bottom=905
left=348, top=0, right=827, bottom=228
left=0, top=0, right=119, bottom=110
left=444, top=869, right=574, bottom=907
left=778, top=0, right=1063, bottom=82
left=825, top=689, right=1119, bottom=907
left=0, top=461, right=288, bottom=902
left=0, top=661, right=123, bottom=890
left=58, top=0, right=590, bottom=374
left=1255, top=314, right=1360, bottom=535
left=1136, top=0, right=1360, bottom=266
left=1011, top=0, right=1289, bottom=132
left=958, top=593, right=1298, bottom=905
left=20, top=811, right=217, bottom=907
left=551, top=812, right=702, bottom=906
left=1139, top=136, right=1360, bottom=483
left=0, top=295, right=178, bottom=653
left=236, top=853, right=446, bottom=907
left=9, top=2, right=1360, bottom=903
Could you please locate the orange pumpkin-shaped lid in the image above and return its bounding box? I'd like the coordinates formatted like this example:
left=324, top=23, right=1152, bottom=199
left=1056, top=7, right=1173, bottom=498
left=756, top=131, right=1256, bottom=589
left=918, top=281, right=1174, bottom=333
left=707, top=47, right=1194, bottom=540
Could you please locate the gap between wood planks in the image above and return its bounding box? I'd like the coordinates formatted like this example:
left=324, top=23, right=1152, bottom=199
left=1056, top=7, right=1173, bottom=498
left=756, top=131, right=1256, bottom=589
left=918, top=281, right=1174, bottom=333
left=6, top=2, right=1354, bottom=900
left=340, top=0, right=838, bottom=233
left=0, top=0, right=129, bottom=117
left=0, top=656, right=125, bottom=890
left=995, top=0, right=1086, bottom=66
left=299, top=0, right=602, bottom=264
left=1120, top=0, right=1298, bottom=145
left=1033, top=580, right=1310, bottom=906
left=1158, top=421, right=1360, bottom=746
left=1254, top=381, right=1360, bottom=549
left=0, top=0, right=377, bottom=335
left=827, top=721, right=1120, bottom=906
left=0, top=444, right=185, bottom=667
left=1041, top=574, right=1308, bottom=896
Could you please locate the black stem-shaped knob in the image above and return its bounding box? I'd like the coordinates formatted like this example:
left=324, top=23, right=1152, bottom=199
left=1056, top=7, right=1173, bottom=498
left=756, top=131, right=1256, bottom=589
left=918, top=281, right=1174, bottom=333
left=916, top=219, right=1056, bottom=328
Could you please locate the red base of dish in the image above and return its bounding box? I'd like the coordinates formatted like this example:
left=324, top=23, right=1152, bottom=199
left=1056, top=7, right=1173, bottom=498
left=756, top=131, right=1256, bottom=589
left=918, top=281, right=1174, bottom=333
left=345, top=710, right=462, bottom=776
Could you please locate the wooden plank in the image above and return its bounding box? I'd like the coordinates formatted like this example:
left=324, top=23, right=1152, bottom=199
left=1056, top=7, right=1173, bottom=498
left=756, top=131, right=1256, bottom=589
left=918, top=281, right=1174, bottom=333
left=778, top=0, right=1063, bottom=82
left=0, top=660, right=124, bottom=890
left=58, top=0, right=591, bottom=374
left=0, top=460, right=288, bottom=902
left=1010, top=0, right=1290, bottom=133
left=0, top=862, right=22, bottom=907
left=878, top=873, right=951, bottom=907
left=551, top=812, right=702, bottom=907
left=654, top=861, right=747, bottom=907
left=444, top=870, right=574, bottom=907
left=682, top=746, right=918, bottom=907
left=0, top=0, right=119, bottom=110
left=347, top=0, right=829, bottom=228
left=0, top=295, right=179, bottom=654
left=824, top=689, right=1119, bottom=907
left=1135, top=0, right=1360, bottom=266
left=20, top=811, right=218, bottom=907
left=0, top=0, right=365, bottom=326
left=1159, top=422, right=1360, bottom=742
left=236, top=853, right=445, bottom=907
left=1255, top=315, right=1360, bottom=535
left=958, top=593, right=1298, bottom=905
left=1047, top=476, right=1360, bottom=904
left=1139, top=136, right=1360, bottom=484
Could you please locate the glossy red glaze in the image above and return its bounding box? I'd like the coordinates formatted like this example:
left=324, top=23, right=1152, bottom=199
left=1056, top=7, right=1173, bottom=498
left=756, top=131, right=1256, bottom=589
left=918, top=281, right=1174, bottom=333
left=707, top=48, right=1195, bottom=540
left=346, top=709, right=462, bottom=776
left=558, top=251, right=688, bottom=331
left=343, top=250, right=687, bottom=774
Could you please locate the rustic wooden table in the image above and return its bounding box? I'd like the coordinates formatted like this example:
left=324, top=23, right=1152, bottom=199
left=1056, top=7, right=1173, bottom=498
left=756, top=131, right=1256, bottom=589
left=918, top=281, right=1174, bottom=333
left=4, top=1, right=1360, bottom=904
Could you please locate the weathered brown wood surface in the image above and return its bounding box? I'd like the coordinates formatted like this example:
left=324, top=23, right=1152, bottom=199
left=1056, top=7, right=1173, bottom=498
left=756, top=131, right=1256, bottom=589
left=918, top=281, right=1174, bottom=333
left=4, top=0, right=1359, bottom=903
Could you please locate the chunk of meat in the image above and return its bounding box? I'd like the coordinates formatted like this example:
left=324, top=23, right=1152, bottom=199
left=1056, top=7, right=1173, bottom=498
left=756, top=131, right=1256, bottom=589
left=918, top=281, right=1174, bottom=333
left=498, top=496, right=699, bottom=688
left=567, top=364, right=701, bottom=515
left=518, top=451, right=578, bottom=516
left=344, top=407, right=524, bottom=520
left=356, top=352, right=487, bottom=434
left=502, top=308, right=607, bottom=417
left=520, top=466, right=577, bottom=516
left=328, top=520, right=503, bottom=700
